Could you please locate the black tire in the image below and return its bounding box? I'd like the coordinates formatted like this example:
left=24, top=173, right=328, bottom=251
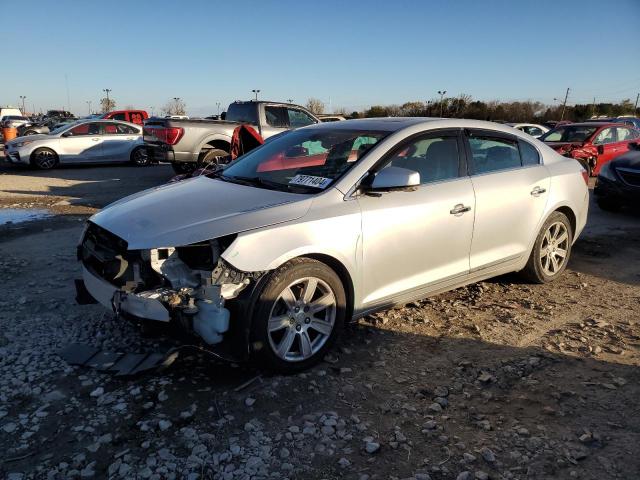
left=30, top=148, right=58, bottom=170
left=130, top=146, right=150, bottom=166
left=520, top=211, right=573, bottom=284
left=249, top=258, right=347, bottom=373
left=171, top=162, right=197, bottom=174
left=597, top=197, right=622, bottom=212
left=198, top=148, right=228, bottom=168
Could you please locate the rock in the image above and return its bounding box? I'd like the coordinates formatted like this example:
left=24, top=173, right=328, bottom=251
left=463, top=453, right=477, bottom=463
left=434, top=386, right=449, bottom=397
left=158, top=420, right=172, bottom=431
left=365, top=441, right=381, bottom=454
left=457, top=472, right=473, bottom=480
left=475, top=471, right=489, bottom=480
left=2, top=422, right=17, bottom=433
left=245, top=397, right=256, bottom=407
left=476, top=420, right=491, bottom=431
left=80, top=462, right=95, bottom=478
left=480, top=447, right=496, bottom=463
left=89, top=387, right=104, bottom=398
left=477, top=372, right=495, bottom=383
left=429, top=403, right=443, bottom=413
left=43, top=390, right=66, bottom=402
left=338, top=457, right=351, bottom=467
left=424, top=420, right=438, bottom=430
left=158, top=391, right=168, bottom=402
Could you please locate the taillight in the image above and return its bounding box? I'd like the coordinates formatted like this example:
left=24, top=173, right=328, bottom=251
left=146, top=127, right=184, bottom=145
left=581, top=170, right=589, bottom=184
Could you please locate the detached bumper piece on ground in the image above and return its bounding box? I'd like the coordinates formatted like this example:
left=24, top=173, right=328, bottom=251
left=59, top=343, right=180, bottom=377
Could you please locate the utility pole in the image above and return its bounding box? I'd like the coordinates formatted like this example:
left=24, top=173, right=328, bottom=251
left=86, top=100, right=92, bottom=115
left=251, top=89, right=260, bottom=101
left=103, top=88, right=112, bottom=111
left=286, top=98, right=293, bottom=104
left=216, top=102, right=221, bottom=115
left=560, top=87, right=570, bottom=121
left=591, top=97, right=596, bottom=118
left=635, top=93, right=639, bottom=112
left=437, top=90, right=447, bottom=117
left=19, top=95, right=26, bottom=114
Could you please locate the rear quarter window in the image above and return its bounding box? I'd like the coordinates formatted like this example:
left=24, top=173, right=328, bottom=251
left=519, top=140, right=540, bottom=166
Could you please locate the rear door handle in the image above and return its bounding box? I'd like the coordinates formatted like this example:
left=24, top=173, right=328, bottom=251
left=450, top=204, right=471, bottom=215
left=530, top=186, right=546, bottom=197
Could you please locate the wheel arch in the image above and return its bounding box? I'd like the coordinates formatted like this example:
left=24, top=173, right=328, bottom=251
left=554, top=205, right=577, bottom=238
left=29, top=146, right=59, bottom=167
left=197, top=134, right=231, bottom=155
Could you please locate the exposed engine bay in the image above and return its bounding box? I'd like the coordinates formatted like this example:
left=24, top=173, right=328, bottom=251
left=77, top=222, right=264, bottom=350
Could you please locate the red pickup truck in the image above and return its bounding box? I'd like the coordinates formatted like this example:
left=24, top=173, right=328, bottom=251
left=101, top=110, right=148, bottom=125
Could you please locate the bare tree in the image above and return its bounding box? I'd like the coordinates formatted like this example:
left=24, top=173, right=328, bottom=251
left=306, top=98, right=325, bottom=115
left=100, top=97, right=116, bottom=113
left=162, top=98, right=187, bottom=116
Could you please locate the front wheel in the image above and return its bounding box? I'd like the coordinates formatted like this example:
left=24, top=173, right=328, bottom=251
left=31, top=148, right=58, bottom=170
left=130, top=146, right=149, bottom=166
left=520, top=211, right=573, bottom=283
left=250, top=258, right=346, bottom=373
left=171, top=162, right=197, bottom=174
left=198, top=148, right=229, bottom=168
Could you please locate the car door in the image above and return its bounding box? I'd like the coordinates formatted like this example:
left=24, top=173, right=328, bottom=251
left=465, top=129, right=550, bottom=271
left=357, top=130, right=475, bottom=306
left=100, top=122, right=139, bottom=162
left=592, top=126, right=617, bottom=173
left=58, top=122, right=103, bottom=163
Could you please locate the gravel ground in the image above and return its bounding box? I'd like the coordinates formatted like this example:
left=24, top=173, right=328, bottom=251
left=0, top=162, right=639, bottom=480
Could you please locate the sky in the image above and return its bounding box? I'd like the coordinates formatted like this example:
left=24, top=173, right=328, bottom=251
left=2, top=0, right=639, bottom=116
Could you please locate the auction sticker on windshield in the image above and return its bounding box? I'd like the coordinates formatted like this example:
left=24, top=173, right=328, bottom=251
left=289, top=174, right=332, bottom=189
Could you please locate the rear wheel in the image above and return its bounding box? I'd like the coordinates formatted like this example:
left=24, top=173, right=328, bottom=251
left=31, top=148, right=58, bottom=170
left=521, top=211, right=573, bottom=283
left=250, top=258, right=346, bottom=373
left=597, top=196, right=622, bottom=212
left=130, top=146, right=149, bottom=166
left=197, top=148, right=228, bottom=168
left=24, top=130, right=38, bottom=136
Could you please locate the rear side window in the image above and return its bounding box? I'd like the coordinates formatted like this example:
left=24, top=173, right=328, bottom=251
left=225, top=103, right=259, bottom=123
left=111, top=113, right=126, bottom=121
left=615, top=127, right=635, bottom=141
left=519, top=140, right=540, bottom=166
left=265, top=106, right=289, bottom=128
left=468, top=135, right=520, bottom=174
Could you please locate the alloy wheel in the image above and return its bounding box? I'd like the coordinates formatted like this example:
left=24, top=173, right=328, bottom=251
left=267, top=277, right=336, bottom=362
left=34, top=150, right=56, bottom=169
left=540, top=221, right=569, bottom=276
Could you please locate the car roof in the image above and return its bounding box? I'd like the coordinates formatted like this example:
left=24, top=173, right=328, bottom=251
left=307, top=117, right=542, bottom=134
left=556, top=122, right=620, bottom=128
left=64, top=119, right=141, bottom=128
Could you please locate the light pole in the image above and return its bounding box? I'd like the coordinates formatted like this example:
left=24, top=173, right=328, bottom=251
left=86, top=100, right=92, bottom=114
left=103, top=89, right=112, bottom=111
left=19, top=95, right=26, bottom=114
left=437, top=90, right=447, bottom=117
left=150, top=106, right=155, bottom=116
left=251, top=89, right=260, bottom=101
left=287, top=98, right=293, bottom=104
left=216, top=102, right=221, bottom=115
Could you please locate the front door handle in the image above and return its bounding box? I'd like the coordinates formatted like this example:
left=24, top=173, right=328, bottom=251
left=530, top=186, right=546, bottom=197
left=450, top=204, right=471, bottom=215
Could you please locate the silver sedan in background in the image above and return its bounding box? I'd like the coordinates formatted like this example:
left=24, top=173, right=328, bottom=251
left=4, top=119, right=148, bottom=169
left=77, top=118, right=589, bottom=372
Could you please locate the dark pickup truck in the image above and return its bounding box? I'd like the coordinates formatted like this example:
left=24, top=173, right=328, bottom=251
left=144, top=100, right=320, bottom=173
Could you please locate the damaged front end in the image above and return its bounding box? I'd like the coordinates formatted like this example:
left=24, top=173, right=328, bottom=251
left=76, top=222, right=263, bottom=359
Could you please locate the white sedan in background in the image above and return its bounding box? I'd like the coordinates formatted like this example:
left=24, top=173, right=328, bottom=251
left=4, top=119, right=147, bottom=169
left=507, top=123, right=549, bottom=138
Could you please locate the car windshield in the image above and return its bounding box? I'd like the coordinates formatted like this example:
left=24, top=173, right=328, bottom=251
left=540, top=126, right=598, bottom=143
left=218, top=128, right=388, bottom=193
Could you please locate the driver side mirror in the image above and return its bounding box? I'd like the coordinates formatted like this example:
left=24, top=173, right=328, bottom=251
left=597, top=145, right=604, bottom=155
left=362, top=166, right=420, bottom=192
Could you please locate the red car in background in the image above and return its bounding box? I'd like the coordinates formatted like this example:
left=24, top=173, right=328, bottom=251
left=100, top=110, right=148, bottom=125
left=539, top=122, right=640, bottom=176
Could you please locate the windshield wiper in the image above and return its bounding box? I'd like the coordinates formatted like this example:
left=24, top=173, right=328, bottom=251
left=223, top=175, right=288, bottom=191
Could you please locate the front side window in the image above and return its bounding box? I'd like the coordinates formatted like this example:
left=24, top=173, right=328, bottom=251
left=265, top=106, right=289, bottom=128
left=540, top=126, right=598, bottom=143
left=468, top=136, right=520, bottom=174
left=219, top=128, right=388, bottom=193
left=385, top=136, right=460, bottom=184
left=111, top=113, right=126, bottom=121
left=287, top=109, right=316, bottom=128
left=225, top=103, right=259, bottom=124
left=593, top=127, right=615, bottom=145
left=67, top=122, right=100, bottom=136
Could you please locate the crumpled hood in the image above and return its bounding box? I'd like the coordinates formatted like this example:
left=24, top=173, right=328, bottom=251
left=544, top=141, right=583, bottom=151
left=90, top=176, right=312, bottom=249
